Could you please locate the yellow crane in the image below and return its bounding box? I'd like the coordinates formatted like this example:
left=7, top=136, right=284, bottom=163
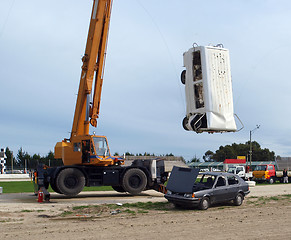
left=55, top=0, right=121, bottom=167
left=35, top=0, right=168, bottom=197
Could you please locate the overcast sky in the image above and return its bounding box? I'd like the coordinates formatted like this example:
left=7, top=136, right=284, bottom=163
left=1, top=0, right=291, bottom=161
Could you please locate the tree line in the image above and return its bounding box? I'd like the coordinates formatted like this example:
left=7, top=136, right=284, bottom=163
left=3, top=147, right=176, bottom=170
left=4, top=147, right=63, bottom=170
left=192, top=141, right=275, bottom=163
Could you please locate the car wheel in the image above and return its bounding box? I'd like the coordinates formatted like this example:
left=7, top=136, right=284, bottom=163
left=181, top=70, right=186, bottom=84
left=234, top=193, right=244, bottom=206
left=199, top=197, right=210, bottom=210
left=269, top=177, right=275, bottom=184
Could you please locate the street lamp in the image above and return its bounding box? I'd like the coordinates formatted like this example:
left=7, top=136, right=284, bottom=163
left=249, top=125, right=260, bottom=169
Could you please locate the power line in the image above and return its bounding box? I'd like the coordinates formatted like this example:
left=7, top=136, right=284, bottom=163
left=0, top=0, right=15, bottom=39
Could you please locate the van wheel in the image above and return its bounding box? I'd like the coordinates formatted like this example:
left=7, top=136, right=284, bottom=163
left=234, top=193, right=244, bottom=206
left=182, top=117, right=189, bottom=131
left=181, top=70, right=186, bottom=84
left=199, top=197, right=210, bottom=210
left=56, top=168, right=85, bottom=197
left=122, top=168, right=147, bottom=195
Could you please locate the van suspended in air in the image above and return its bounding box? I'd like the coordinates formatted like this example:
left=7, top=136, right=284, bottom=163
left=181, top=44, right=237, bottom=133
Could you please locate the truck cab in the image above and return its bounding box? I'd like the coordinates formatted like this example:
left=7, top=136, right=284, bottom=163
left=252, top=164, right=276, bottom=183
left=227, top=165, right=252, bottom=180
left=55, top=135, right=124, bottom=167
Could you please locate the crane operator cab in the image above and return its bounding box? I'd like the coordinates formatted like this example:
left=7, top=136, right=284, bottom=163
left=55, top=135, right=124, bottom=167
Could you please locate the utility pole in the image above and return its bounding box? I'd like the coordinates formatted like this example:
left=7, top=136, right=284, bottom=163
left=249, top=125, right=260, bottom=169
left=11, top=151, right=13, bottom=173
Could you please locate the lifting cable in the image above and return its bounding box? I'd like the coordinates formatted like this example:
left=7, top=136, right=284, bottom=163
left=0, top=0, right=15, bottom=40
left=134, top=0, right=186, bottom=110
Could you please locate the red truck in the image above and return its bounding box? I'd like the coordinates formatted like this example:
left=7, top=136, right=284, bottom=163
left=252, top=163, right=290, bottom=184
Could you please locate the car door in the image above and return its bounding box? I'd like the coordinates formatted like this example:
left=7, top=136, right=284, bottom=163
left=227, top=175, right=239, bottom=200
left=212, top=176, right=230, bottom=203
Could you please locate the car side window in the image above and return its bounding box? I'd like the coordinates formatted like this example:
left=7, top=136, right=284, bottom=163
left=228, top=176, right=239, bottom=185
left=215, top=176, right=226, bottom=187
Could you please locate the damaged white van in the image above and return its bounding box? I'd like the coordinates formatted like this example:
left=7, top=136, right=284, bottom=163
left=181, top=45, right=237, bottom=133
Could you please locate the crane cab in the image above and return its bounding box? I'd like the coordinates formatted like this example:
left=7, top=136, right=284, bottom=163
left=55, top=135, right=124, bottom=166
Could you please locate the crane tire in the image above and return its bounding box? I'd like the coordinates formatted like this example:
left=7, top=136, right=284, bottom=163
left=56, top=168, right=85, bottom=197
left=122, top=168, right=147, bottom=195
left=50, top=179, right=63, bottom=194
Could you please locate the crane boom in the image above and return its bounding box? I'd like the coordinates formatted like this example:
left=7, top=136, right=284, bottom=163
left=71, top=0, right=112, bottom=138
left=54, top=0, right=121, bottom=167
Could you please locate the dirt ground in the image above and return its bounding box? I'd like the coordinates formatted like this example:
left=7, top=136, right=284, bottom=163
left=0, top=184, right=290, bottom=240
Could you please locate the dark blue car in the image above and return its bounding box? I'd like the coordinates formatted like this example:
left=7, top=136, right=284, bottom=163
left=165, top=167, right=250, bottom=210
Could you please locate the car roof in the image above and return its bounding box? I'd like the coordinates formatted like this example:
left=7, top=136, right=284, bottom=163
left=200, top=171, right=236, bottom=177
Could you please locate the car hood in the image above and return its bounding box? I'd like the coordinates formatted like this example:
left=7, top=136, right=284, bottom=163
left=166, top=166, right=200, bottom=193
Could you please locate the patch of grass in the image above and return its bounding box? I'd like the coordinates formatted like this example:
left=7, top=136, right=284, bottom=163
left=122, top=201, right=171, bottom=211
left=72, top=205, right=90, bottom=210
left=123, top=209, right=136, bottom=215
left=269, top=196, right=279, bottom=201
left=247, top=195, right=290, bottom=206
left=82, top=186, right=113, bottom=191
left=282, top=194, right=291, bottom=198
left=0, top=219, right=11, bottom=223
left=0, top=181, right=113, bottom=193
left=0, top=181, right=40, bottom=193
left=61, top=211, right=73, bottom=217
left=21, top=209, right=34, bottom=213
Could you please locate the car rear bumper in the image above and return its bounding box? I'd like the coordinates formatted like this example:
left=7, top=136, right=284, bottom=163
left=244, top=190, right=250, bottom=196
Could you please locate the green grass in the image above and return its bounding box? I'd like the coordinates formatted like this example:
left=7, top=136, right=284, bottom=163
left=0, top=181, right=113, bottom=193
left=0, top=181, right=37, bottom=193
left=247, top=195, right=291, bottom=206
left=121, top=201, right=171, bottom=211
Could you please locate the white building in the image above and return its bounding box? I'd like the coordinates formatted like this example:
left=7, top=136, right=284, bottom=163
left=0, top=148, right=6, bottom=174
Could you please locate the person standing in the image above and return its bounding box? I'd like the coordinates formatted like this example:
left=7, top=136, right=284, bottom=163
left=283, top=169, right=288, bottom=183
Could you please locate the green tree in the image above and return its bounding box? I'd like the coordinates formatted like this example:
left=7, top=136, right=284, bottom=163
left=203, top=150, right=214, bottom=162
left=190, top=155, right=200, bottom=163
left=16, top=147, right=31, bottom=169
left=209, top=141, right=275, bottom=162
left=5, top=147, right=16, bottom=167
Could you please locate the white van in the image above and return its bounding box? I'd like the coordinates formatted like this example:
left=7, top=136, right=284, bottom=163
left=181, top=45, right=237, bottom=133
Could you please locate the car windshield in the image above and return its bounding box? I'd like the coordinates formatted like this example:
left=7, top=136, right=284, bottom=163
left=255, top=165, right=267, bottom=171
left=192, top=174, right=216, bottom=191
